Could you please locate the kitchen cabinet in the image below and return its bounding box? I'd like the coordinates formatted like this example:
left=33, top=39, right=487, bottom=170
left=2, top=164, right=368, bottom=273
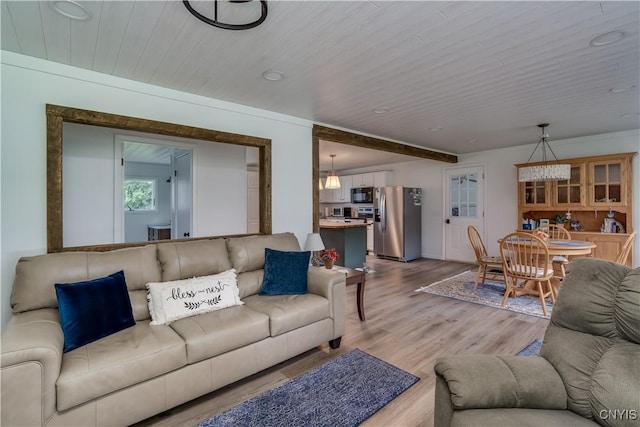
left=571, top=232, right=631, bottom=265
left=352, top=173, right=374, bottom=187
left=348, top=171, right=392, bottom=189
left=334, top=175, right=352, bottom=202
left=321, top=171, right=392, bottom=203
left=321, top=175, right=352, bottom=203
left=516, top=152, right=635, bottom=265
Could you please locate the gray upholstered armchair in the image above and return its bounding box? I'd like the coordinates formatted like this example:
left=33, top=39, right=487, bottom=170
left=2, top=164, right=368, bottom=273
left=434, top=257, right=640, bottom=427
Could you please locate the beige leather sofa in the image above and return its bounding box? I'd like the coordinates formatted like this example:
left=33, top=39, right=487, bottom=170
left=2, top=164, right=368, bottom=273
left=434, top=258, right=639, bottom=427
left=1, top=232, right=345, bottom=427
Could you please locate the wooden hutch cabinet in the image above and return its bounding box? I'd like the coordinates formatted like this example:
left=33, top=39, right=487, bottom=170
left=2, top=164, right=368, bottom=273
left=516, top=152, right=636, bottom=266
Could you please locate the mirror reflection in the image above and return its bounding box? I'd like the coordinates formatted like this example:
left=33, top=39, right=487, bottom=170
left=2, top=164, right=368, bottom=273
left=62, top=122, right=260, bottom=248
left=49, top=104, right=270, bottom=252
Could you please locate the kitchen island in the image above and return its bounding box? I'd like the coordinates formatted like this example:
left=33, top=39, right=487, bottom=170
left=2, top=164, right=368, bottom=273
left=319, top=220, right=367, bottom=269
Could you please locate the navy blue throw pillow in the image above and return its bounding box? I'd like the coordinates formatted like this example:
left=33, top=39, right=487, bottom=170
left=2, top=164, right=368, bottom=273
left=260, top=248, right=310, bottom=295
left=55, top=270, right=135, bottom=353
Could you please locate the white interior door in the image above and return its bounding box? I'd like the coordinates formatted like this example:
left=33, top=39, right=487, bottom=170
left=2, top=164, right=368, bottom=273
left=444, top=165, right=484, bottom=262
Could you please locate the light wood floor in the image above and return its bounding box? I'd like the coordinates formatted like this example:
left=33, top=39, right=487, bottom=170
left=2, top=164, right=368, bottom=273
left=133, top=256, right=550, bottom=427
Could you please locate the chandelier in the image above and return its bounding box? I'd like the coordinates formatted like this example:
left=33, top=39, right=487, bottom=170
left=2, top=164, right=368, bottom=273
left=518, top=124, right=570, bottom=182
left=183, top=0, right=267, bottom=31
left=325, top=154, right=341, bottom=189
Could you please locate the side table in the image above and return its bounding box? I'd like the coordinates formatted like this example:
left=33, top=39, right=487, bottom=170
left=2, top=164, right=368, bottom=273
left=343, top=267, right=366, bottom=321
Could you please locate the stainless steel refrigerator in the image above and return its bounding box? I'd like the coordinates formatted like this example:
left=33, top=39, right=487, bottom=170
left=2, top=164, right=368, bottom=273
left=374, top=186, right=422, bottom=261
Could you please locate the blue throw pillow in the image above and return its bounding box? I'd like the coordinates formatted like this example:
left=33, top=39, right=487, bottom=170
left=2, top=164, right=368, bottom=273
left=260, top=248, right=310, bottom=295
left=55, top=270, right=135, bottom=353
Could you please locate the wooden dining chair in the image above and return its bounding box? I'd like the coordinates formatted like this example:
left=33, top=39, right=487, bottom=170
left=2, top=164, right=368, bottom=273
left=535, top=224, right=571, bottom=282
left=615, top=231, right=637, bottom=266
left=467, top=226, right=505, bottom=289
left=499, top=232, right=556, bottom=316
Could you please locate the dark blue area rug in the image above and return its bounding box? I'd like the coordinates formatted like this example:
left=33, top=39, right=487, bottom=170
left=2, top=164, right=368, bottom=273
left=196, top=349, right=419, bottom=427
left=516, top=338, right=543, bottom=356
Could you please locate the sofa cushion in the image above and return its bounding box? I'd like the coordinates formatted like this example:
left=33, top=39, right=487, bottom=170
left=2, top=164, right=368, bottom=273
left=169, top=305, right=270, bottom=364
left=260, top=248, right=310, bottom=295
left=56, top=320, right=186, bottom=411
left=243, top=293, right=330, bottom=336
left=146, top=269, right=243, bottom=325
left=226, top=233, right=301, bottom=273
left=157, top=238, right=232, bottom=282
left=55, top=270, right=135, bottom=353
left=11, top=245, right=161, bottom=314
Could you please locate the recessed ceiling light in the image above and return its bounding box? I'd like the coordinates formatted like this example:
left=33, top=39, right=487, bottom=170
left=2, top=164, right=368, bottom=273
left=609, top=84, right=638, bottom=93
left=466, top=138, right=479, bottom=144
left=619, top=113, right=639, bottom=118
left=48, top=0, right=92, bottom=21
left=261, top=70, right=285, bottom=81
left=429, top=127, right=443, bottom=132
left=372, top=107, right=389, bottom=114
left=589, top=30, right=626, bottom=47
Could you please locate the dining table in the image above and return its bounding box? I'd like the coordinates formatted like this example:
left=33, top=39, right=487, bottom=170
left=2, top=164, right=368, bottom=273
left=499, top=237, right=597, bottom=297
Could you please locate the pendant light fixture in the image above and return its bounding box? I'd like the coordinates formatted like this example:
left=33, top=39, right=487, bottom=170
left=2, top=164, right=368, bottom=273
left=319, top=177, right=324, bottom=190
left=324, top=154, right=341, bottom=189
left=518, top=124, right=571, bottom=182
left=183, top=0, right=267, bottom=31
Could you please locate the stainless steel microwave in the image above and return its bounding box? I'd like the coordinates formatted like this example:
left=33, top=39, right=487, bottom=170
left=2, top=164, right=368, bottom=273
left=351, top=187, right=374, bottom=203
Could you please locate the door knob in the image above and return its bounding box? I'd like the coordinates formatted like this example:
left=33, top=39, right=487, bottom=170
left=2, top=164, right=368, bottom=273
left=445, top=219, right=450, bottom=224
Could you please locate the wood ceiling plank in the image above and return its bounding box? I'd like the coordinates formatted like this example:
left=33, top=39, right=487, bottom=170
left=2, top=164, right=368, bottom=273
left=5, top=1, right=46, bottom=58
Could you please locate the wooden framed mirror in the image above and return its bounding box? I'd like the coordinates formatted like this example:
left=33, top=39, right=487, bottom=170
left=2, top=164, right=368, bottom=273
left=47, top=104, right=271, bottom=252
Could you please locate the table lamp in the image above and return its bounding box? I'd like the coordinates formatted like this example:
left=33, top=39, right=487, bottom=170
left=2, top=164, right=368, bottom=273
left=304, top=233, right=325, bottom=267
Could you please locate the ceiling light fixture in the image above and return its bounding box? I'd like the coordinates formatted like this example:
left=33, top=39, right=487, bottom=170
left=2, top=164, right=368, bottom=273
left=619, top=113, right=639, bottom=118
left=429, top=127, right=443, bottom=132
left=324, top=154, right=341, bottom=189
left=183, top=0, right=267, bottom=31
left=48, top=0, right=92, bottom=21
left=589, top=30, right=626, bottom=47
left=518, top=124, right=570, bottom=182
left=319, top=177, right=324, bottom=190
left=372, top=107, right=389, bottom=114
left=261, top=70, right=284, bottom=81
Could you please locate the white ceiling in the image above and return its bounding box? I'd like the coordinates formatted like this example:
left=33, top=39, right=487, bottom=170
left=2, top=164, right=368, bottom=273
left=2, top=1, right=639, bottom=172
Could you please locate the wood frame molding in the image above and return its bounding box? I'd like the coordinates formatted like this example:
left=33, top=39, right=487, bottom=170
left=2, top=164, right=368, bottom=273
left=312, top=124, right=458, bottom=231
left=47, top=104, right=272, bottom=252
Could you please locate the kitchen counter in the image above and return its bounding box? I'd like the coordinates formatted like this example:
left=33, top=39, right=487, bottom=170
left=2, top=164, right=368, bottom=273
left=319, top=222, right=367, bottom=269
left=319, top=220, right=368, bottom=229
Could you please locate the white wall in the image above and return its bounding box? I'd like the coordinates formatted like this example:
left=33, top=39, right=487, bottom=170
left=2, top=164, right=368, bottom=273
left=1, top=51, right=313, bottom=330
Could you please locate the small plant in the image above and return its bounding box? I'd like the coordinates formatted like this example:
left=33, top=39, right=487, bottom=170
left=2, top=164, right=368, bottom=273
left=554, top=214, right=567, bottom=224
left=322, top=248, right=339, bottom=261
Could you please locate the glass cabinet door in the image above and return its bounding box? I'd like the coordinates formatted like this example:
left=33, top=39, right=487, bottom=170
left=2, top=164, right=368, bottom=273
left=554, top=164, right=585, bottom=206
left=521, top=180, right=548, bottom=207
left=590, top=160, right=624, bottom=206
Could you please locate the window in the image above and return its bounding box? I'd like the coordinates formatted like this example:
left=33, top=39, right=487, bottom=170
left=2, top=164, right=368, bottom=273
left=124, top=178, right=156, bottom=211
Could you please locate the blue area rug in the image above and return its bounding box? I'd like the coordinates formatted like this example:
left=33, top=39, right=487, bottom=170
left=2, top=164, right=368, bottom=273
left=196, top=349, right=419, bottom=427
left=516, top=338, right=543, bottom=356
left=415, top=271, right=553, bottom=318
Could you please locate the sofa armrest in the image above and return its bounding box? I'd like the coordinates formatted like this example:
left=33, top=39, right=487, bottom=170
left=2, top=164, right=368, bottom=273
left=1, top=309, right=64, bottom=426
left=434, top=355, right=567, bottom=411
left=307, top=268, right=345, bottom=339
